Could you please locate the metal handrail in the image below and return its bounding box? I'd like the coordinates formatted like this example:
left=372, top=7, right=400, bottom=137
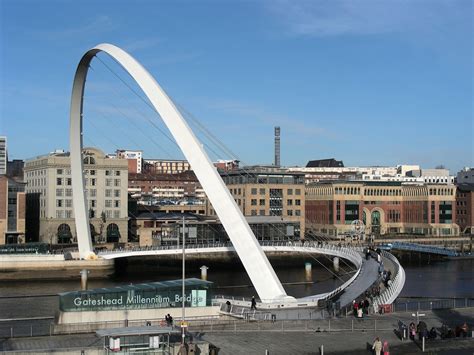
left=372, top=251, right=405, bottom=309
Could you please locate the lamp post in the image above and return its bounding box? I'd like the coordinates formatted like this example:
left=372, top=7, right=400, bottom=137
left=181, top=216, right=186, bottom=346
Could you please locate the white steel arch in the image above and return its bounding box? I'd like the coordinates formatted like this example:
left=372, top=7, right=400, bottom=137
left=69, top=43, right=292, bottom=302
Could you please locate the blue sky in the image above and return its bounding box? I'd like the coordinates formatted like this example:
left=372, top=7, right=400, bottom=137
left=1, top=0, right=472, bottom=173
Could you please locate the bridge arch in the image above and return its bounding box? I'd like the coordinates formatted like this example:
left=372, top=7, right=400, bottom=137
left=69, top=43, right=290, bottom=302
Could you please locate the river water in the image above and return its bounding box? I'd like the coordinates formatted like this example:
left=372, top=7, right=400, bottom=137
left=0, top=258, right=472, bottom=319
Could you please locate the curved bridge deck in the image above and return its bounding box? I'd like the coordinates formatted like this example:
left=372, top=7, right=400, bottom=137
left=98, top=243, right=395, bottom=313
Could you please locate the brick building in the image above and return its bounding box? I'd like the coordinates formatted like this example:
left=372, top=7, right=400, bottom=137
left=456, top=184, right=474, bottom=234
left=306, top=181, right=459, bottom=237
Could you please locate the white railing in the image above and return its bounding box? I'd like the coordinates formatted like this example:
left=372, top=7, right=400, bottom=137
left=372, top=251, right=405, bottom=310
left=213, top=243, right=364, bottom=307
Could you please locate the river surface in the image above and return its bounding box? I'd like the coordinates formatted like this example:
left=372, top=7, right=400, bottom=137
left=0, top=258, right=472, bottom=319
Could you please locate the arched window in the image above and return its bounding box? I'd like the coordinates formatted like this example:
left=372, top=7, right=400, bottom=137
left=371, top=211, right=381, bottom=226
left=106, top=223, right=120, bottom=243
left=363, top=211, right=367, bottom=225
left=57, top=223, right=72, bottom=244
left=83, top=156, right=96, bottom=165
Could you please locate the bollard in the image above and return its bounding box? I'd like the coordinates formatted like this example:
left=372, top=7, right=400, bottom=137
left=200, top=266, right=209, bottom=281
left=320, top=344, right=324, bottom=355
left=265, top=350, right=269, bottom=355
left=80, top=269, right=89, bottom=290
left=422, top=336, right=425, bottom=352
left=333, top=257, right=340, bottom=272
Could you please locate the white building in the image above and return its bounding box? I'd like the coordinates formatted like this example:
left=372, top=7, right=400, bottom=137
left=457, top=167, right=474, bottom=185
left=116, top=149, right=143, bottom=174
left=24, top=147, right=129, bottom=245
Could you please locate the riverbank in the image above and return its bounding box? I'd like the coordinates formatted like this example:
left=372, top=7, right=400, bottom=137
left=0, top=255, right=114, bottom=281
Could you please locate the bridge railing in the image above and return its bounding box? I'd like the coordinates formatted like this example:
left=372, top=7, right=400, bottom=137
left=387, top=242, right=458, bottom=257
left=372, top=251, right=405, bottom=310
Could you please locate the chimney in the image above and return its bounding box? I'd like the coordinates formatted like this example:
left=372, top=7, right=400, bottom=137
left=274, top=126, right=280, bottom=167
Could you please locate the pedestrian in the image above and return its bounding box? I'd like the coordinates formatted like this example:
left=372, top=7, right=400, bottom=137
left=460, top=322, right=468, bottom=337
left=409, top=322, right=416, bottom=340
left=353, top=300, right=358, bottom=316
left=357, top=307, right=363, bottom=318
left=372, top=337, right=383, bottom=355
left=364, top=299, right=370, bottom=314
left=251, top=296, right=257, bottom=310
left=382, top=340, right=389, bottom=355
left=226, top=300, right=231, bottom=312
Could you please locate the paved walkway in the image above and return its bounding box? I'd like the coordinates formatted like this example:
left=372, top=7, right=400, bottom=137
left=2, top=308, right=473, bottom=354
left=334, top=254, right=379, bottom=307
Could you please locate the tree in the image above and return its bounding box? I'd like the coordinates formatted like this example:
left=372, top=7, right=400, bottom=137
left=98, top=211, right=107, bottom=243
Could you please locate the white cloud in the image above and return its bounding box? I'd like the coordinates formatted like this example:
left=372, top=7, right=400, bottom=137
left=265, top=0, right=467, bottom=37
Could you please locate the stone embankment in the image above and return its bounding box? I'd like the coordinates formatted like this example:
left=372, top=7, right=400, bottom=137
left=0, top=255, right=114, bottom=280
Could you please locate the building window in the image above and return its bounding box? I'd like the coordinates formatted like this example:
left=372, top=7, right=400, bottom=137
left=251, top=209, right=257, bottom=216
left=287, top=189, right=293, bottom=195
left=65, top=188, right=72, bottom=197
left=295, top=210, right=301, bottom=216
left=91, top=178, right=96, bottom=186
left=295, top=189, right=301, bottom=195
left=56, top=210, right=64, bottom=218
left=105, top=210, right=112, bottom=218
left=106, top=179, right=113, bottom=187
left=259, top=199, right=265, bottom=206
left=65, top=199, right=72, bottom=208
left=67, top=178, right=72, bottom=186
left=90, top=189, right=96, bottom=197
left=114, top=200, right=120, bottom=208
left=259, top=188, right=265, bottom=195
left=114, top=190, right=121, bottom=198
left=287, top=210, right=293, bottom=216
left=259, top=210, right=265, bottom=216
left=65, top=210, right=72, bottom=218
left=295, top=199, right=301, bottom=206
left=287, top=199, right=293, bottom=206
left=113, top=210, right=120, bottom=218
left=57, top=178, right=63, bottom=186
left=90, top=170, right=96, bottom=176
left=106, top=170, right=111, bottom=176
left=105, top=189, right=112, bottom=197
left=105, top=200, right=112, bottom=208
left=56, top=199, right=63, bottom=207
left=56, top=188, right=63, bottom=196
left=57, top=169, right=63, bottom=175
left=251, top=199, right=257, bottom=206
left=114, top=179, right=120, bottom=187
left=251, top=188, right=257, bottom=195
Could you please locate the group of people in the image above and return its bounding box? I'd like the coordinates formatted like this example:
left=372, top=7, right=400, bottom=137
left=365, top=285, right=381, bottom=299
left=408, top=321, right=470, bottom=341
left=352, top=298, right=370, bottom=318
left=440, top=322, right=470, bottom=339
left=382, top=270, right=392, bottom=288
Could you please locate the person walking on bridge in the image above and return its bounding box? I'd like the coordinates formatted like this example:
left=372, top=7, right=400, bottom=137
left=251, top=296, right=257, bottom=310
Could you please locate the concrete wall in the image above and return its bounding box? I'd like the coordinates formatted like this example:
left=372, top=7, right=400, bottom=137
left=57, top=305, right=220, bottom=324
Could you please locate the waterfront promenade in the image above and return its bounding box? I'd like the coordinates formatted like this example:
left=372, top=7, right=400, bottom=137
left=1, top=308, right=473, bottom=354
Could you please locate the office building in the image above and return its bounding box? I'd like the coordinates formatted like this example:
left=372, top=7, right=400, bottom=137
left=24, top=147, right=128, bottom=244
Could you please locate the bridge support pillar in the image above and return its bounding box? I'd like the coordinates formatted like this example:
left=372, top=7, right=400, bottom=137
left=333, top=257, right=340, bottom=272
left=200, top=265, right=209, bottom=281
left=305, top=262, right=312, bottom=281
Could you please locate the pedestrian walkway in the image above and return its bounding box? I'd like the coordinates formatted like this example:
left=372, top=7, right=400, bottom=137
left=334, top=255, right=380, bottom=307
